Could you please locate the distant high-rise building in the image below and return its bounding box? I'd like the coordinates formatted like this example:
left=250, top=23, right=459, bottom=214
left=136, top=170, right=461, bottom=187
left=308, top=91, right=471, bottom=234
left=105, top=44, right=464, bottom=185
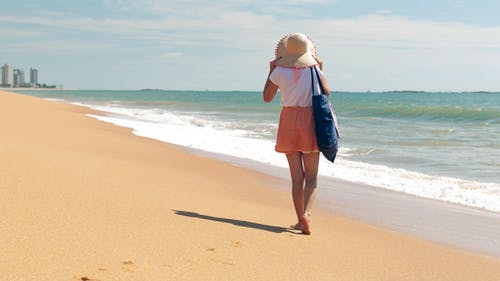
left=30, top=67, right=38, bottom=87
left=2, top=64, right=14, bottom=87
left=13, top=69, right=25, bottom=87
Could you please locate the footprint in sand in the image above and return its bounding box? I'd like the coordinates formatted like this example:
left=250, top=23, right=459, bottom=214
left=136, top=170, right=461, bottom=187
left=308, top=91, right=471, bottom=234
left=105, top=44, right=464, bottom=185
left=231, top=241, right=243, bottom=248
left=121, top=260, right=136, bottom=272
left=212, top=259, right=236, bottom=266
left=79, top=276, right=99, bottom=281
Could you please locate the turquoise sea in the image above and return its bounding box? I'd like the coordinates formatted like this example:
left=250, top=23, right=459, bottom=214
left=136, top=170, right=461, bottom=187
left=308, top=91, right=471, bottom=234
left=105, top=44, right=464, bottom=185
left=15, top=89, right=500, bottom=212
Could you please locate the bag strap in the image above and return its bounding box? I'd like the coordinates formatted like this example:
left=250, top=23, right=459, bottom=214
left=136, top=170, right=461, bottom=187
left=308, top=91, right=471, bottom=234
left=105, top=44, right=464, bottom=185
left=312, top=66, right=340, bottom=137
left=310, top=67, right=318, bottom=97
left=312, top=66, right=328, bottom=96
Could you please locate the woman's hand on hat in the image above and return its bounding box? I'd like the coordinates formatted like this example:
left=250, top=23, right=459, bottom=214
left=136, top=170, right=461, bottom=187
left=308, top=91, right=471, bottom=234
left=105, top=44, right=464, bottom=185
left=269, top=57, right=281, bottom=73
left=313, top=55, right=323, bottom=70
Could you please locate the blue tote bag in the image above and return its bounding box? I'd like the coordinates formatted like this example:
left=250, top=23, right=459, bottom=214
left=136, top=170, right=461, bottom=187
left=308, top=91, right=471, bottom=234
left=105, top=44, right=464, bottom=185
left=310, top=66, right=340, bottom=163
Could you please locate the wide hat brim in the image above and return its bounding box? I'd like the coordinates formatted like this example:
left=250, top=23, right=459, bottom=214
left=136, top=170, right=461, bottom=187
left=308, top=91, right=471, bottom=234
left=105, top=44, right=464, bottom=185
left=275, top=33, right=317, bottom=68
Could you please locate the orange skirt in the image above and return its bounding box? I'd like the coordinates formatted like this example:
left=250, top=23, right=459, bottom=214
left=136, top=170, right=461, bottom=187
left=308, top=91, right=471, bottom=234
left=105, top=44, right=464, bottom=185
left=275, top=106, right=319, bottom=153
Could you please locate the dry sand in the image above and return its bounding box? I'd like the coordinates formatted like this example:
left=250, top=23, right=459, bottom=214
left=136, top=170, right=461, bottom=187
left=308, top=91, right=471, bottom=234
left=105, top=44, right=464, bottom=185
left=1, top=90, right=500, bottom=280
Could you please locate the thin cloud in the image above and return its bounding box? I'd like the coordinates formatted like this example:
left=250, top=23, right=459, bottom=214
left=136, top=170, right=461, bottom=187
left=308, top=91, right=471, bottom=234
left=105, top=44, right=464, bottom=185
left=308, top=15, right=500, bottom=50
left=0, top=39, right=113, bottom=53
left=3, top=13, right=500, bottom=50
left=377, top=9, right=392, bottom=15
left=160, top=52, right=184, bottom=59
left=0, top=28, right=45, bottom=38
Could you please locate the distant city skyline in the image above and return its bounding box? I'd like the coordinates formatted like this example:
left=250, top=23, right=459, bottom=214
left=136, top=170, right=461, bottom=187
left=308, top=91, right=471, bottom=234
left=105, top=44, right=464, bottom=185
left=1, top=1, right=500, bottom=91
left=1, top=63, right=39, bottom=88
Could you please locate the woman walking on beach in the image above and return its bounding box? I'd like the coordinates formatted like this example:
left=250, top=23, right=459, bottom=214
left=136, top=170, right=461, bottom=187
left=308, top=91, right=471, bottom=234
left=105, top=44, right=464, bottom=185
left=263, top=33, right=330, bottom=235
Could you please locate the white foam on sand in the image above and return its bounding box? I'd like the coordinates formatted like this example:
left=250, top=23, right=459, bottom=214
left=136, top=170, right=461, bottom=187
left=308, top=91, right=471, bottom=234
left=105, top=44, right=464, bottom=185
left=86, top=107, right=500, bottom=213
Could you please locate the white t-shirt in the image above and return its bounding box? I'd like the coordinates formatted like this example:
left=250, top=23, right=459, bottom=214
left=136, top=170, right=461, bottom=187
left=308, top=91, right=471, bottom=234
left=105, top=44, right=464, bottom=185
left=269, top=65, right=324, bottom=107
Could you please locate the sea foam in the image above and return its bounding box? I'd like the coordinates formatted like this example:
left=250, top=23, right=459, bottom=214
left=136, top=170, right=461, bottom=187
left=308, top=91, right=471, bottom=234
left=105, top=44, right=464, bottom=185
left=86, top=104, right=500, bottom=213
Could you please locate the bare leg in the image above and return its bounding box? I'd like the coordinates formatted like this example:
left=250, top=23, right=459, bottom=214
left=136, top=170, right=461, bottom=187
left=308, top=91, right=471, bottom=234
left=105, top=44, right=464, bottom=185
left=286, top=152, right=319, bottom=235
left=285, top=152, right=305, bottom=228
left=294, top=152, right=319, bottom=235
left=302, top=152, right=319, bottom=220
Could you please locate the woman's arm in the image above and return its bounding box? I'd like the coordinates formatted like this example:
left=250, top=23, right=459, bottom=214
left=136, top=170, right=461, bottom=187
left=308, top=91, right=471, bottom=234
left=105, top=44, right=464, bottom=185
left=321, top=76, right=331, bottom=96
left=263, top=79, right=278, bottom=103
left=263, top=58, right=280, bottom=103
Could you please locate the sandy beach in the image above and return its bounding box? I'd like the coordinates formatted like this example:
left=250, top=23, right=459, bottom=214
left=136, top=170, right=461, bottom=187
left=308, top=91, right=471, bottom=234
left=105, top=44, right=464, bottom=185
left=1, top=90, right=500, bottom=280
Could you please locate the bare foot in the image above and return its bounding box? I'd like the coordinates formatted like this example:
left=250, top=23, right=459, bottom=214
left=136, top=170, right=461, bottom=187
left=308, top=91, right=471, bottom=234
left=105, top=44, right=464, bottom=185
left=291, top=222, right=303, bottom=230
left=299, top=215, right=311, bottom=235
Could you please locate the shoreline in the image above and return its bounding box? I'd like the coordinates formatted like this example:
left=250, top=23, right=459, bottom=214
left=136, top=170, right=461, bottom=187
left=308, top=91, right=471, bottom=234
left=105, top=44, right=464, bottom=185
left=181, top=145, right=500, bottom=258
left=2, top=90, right=500, bottom=280
left=28, top=88, right=499, bottom=213
left=79, top=93, right=500, bottom=258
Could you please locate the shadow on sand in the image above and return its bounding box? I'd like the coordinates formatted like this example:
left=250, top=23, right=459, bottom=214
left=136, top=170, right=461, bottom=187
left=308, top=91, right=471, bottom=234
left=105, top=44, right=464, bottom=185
left=173, top=210, right=295, bottom=234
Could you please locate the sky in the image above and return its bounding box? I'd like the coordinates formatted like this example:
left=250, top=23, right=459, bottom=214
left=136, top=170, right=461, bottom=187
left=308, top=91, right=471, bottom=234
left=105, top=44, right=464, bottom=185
left=1, top=0, right=500, bottom=91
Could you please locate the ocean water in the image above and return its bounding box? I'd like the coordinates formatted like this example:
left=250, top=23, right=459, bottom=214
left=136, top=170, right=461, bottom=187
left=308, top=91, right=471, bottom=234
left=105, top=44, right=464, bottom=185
left=15, top=89, right=500, bottom=212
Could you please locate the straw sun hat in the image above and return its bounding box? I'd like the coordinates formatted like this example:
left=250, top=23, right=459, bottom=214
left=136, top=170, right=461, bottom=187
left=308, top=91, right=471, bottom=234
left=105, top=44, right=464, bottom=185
left=275, top=32, right=317, bottom=68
